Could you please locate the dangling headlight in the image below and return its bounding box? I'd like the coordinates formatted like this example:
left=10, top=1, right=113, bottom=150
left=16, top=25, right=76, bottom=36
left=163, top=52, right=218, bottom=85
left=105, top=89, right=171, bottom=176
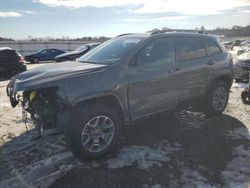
left=29, top=91, right=38, bottom=103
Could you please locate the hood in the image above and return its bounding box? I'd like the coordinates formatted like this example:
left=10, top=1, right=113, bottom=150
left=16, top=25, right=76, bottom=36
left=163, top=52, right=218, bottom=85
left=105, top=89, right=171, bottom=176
left=56, top=50, right=86, bottom=59
left=13, top=62, right=106, bottom=91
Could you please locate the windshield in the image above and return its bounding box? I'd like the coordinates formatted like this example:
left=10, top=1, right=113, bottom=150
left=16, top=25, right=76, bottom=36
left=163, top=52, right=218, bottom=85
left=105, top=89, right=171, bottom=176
left=36, top=49, right=45, bottom=53
left=79, top=38, right=141, bottom=65
left=75, top=45, right=88, bottom=52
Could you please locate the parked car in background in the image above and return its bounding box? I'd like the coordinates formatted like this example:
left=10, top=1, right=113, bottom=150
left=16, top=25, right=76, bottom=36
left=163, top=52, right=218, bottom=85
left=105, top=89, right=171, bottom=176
left=241, top=42, right=250, bottom=52
left=233, top=51, right=250, bottom=82
left=7, top=32, right=233, bottom=159
left=222, top=41, right=233, bottom=50
left=0, top=47, right=26, bottom=78
left=25, top=48, right=65, bottom=63
left=55, top=43, right=100, bottom=62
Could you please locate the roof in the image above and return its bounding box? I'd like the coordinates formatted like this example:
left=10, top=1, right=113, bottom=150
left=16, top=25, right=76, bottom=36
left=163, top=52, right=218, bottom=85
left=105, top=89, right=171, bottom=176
left=0, top=47, right=15, bottom=52
left=0, top=47, right=12, bottom=51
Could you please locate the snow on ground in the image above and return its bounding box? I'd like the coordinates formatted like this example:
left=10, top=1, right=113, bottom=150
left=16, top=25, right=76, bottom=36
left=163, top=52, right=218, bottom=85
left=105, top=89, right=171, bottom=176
left=0, top=80, right=27, bottom=143
left=222, top=145, right=250, bottom=188
left=180, top=167, right=216, bottom=188
left=222, top=124, right=250, bottom=188
left=142, top=184, right=162, bottom=188
left=108, top=141, right=180, bottom=169
left=176, top=110, right=208, bottom=128
left=108, top=146, right=170, bottom=169
left=0, top=152, right=77, bottom=188
left=232, top=82, right=249, bottom=90
left=0, top=132, right=81, bottom=188
left=228, top=127, right=250, bottom=141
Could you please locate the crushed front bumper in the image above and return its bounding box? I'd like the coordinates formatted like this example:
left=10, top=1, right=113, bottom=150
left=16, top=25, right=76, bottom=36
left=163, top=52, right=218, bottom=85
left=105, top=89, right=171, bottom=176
left=6, top=78, right=20, bottom=107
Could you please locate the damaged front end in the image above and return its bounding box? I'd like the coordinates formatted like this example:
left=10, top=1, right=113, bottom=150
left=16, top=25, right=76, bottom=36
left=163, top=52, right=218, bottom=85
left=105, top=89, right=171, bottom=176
left=7, top=81, right=62, bottom=135
left=6, top=62, right=107, bottom=136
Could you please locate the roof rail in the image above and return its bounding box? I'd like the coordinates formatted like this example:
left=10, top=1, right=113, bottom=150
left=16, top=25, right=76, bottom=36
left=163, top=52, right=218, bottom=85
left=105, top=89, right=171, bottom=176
left=116, top=33, right=137, bottom=37
left=150, top=29, right=208, bottom=35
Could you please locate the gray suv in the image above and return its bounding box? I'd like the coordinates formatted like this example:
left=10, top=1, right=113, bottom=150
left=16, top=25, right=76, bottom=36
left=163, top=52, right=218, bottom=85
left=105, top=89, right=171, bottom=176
left=7, top=32, right=233, bottom=159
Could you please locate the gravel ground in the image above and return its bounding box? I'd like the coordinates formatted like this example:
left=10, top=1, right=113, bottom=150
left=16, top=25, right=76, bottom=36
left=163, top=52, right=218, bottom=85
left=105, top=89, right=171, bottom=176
left=0, top=63, right=249, bottom=188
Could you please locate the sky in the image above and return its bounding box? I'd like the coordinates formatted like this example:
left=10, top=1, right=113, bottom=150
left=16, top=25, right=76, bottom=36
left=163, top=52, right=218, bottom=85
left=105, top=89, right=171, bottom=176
left=0, top=0, right=250, bottom=39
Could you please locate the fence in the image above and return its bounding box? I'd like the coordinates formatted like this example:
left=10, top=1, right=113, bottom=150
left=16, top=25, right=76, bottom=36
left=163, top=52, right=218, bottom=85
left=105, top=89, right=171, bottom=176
left=0, top=41, right=90, bottom=56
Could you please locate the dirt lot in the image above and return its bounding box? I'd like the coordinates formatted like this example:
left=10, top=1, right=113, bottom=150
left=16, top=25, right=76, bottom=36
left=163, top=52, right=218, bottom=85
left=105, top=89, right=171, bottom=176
left=0, top=63, right=250, bottom=188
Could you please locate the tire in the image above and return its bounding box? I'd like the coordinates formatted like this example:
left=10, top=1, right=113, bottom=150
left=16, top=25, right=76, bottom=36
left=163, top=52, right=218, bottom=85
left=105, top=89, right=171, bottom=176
left=205, top=80, right=230, bottom=116
left=5, top=66, right=20, bottom=78
left=241, top=91, right=250, bottom=104
left=64, top=104, right=121, bottom=159
left=32, top=58, right=39, bottom=64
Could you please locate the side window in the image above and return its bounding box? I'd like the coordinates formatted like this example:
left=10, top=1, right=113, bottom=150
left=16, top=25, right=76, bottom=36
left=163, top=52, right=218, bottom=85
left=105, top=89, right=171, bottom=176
left=204, top=38, right=221, bottom=56
left=0, top=52, right=7, bottom=59
left=0, top=51, right=15, bottom=61
left=136, top=38, right=175, bottom=66
left=177, top=37, right=206, bottom=61
left=52, top=49, right=59, bottom=53
left=41, top=50, right=49, bottom=54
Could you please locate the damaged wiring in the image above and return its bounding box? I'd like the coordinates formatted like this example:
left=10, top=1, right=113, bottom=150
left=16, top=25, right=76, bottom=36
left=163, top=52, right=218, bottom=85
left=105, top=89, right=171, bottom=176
left=21, top=88, right=59, bottom=135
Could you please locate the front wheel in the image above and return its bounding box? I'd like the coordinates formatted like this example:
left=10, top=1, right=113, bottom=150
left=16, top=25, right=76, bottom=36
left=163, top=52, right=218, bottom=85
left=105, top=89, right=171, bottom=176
left=32, top=58, right=39, bottom=64
left=205, top=80, right=230, bottom=116
left=64, top=104, right=121, bottom=159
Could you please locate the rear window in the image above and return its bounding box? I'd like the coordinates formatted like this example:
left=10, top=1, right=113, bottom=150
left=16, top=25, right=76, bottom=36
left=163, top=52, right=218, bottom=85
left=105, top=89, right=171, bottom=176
left=0, top=51, right=8, bottom=59
left=0, top=50, right=16, bottom=60
left=177, top=37, right=206, bottom=61
left=204, top=38, right=221, bottom=56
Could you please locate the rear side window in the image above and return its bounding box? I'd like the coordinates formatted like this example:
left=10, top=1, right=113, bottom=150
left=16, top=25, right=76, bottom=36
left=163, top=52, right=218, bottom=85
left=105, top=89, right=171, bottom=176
left=41, top=49, right=50, bottom=54
left=0, top=50, right=16, bottom=60
left=177, top=37, right=206, bottom=61
left=0, top=52, right=7, bottom=59
left=204, top=38, right=221, bottom=56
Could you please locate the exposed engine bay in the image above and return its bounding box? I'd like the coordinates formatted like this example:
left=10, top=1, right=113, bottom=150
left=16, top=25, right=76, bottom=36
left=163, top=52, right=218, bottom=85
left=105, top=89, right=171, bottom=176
left=7, top=83, right=59, bottom=135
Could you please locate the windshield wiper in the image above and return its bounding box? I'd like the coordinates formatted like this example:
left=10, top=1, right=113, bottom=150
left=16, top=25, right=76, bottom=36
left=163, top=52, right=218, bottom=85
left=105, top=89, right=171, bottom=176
left=79, top=60, right=99, bottom=64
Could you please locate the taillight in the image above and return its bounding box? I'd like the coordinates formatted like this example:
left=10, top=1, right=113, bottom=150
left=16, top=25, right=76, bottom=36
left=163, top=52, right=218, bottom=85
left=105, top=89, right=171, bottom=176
left=17, top=54, right=25, bottom=64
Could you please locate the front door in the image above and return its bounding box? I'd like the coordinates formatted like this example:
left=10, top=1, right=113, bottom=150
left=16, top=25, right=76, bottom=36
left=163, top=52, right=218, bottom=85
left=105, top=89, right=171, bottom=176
left=128, top=37, right=179, bottom=120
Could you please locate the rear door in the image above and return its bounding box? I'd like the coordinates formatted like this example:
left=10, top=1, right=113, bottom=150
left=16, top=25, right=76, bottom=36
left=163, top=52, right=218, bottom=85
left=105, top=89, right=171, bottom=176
left=128, top=37, right=180, bottom=120
left=175, top=36, right=209, bottom=101
left=203, top=37, right=227, bottom=79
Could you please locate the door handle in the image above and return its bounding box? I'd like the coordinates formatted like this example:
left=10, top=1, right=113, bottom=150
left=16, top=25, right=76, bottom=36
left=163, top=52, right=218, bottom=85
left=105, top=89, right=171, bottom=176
left=207, top=61, right=215, bottom=65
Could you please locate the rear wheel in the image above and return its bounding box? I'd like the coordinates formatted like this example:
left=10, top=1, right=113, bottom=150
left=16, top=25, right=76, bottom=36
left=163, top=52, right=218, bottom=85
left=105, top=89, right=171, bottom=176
left=241, top=90, right=250, bottom=104
left=205, top=80, right=230, bottom=116
left=64, top=104, right=121, bottom=159
left=5, top=66, right=20, bottom=78
left=32, top=58, right=39, bottom=64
